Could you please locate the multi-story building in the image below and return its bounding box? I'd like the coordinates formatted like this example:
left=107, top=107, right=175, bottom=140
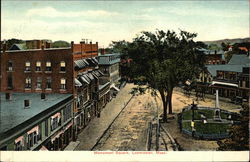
left=198, top=48, right=225, bottom=65
left=197, top=54, right=250, bottom=100
left=98, top=53, right=121, bottom=97
left=0, top=40, right=110, bottom=150
left=0, top=93, right=74, bottom=151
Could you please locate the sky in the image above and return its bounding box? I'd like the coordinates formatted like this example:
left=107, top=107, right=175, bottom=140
left=1, top=0, right=249, bottom=47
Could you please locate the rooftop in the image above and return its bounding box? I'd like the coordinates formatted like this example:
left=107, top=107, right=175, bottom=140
left=228, top=54, right=250, bottom=65
left=0, top=93, right=72, bottom=134
left=98, top=53, right=121, bottom=65
left=206, top=54, right=250, bottom=76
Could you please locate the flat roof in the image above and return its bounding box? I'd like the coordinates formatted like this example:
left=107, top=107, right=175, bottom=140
left=0, top=93, right=72, bottom=134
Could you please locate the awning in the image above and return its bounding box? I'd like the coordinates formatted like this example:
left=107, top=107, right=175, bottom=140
left=79, top=75, right=90, bottom=84
left=74, top=59, right=87, bottom=70
left=92, top=72, right=99, bottom=79
left=87, top=73, right=95, bottom=80
left=27, top=126, right=39, bottom=135
left=110, top=84, right=120, bottom=92
left=212, top=81, right=238, bottom=88
left=74, top=78, right=82, bottom=87
left=98, top=70, right=104, bottom=76
left=92, top=58, right=99, bottom=65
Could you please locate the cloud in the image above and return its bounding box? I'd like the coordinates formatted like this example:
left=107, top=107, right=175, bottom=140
left=26, top=6, right=119, bottom=18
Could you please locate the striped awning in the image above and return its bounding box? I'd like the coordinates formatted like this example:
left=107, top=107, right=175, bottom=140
left=74, top=78, right=82, bottom=87
left=79, top=75, right=90, bottom=84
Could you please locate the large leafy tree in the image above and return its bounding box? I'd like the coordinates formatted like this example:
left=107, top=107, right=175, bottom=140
left=217, top=103, right=249, bottom=150
left=127, top=29, right=205, bottom=121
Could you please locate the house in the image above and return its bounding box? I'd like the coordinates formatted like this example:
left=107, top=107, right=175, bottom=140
left=198, top=48, right=225, bottom=65
left=0, top=93, right=74, bottom=151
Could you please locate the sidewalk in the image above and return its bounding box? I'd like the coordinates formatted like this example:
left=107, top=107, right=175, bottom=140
left=75, top=83, right=135, bottom=150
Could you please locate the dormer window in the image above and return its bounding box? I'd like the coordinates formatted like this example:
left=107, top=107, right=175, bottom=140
left=25, top=62, right=31, bottom=71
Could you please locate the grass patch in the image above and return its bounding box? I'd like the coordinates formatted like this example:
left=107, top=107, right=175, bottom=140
left=194, top=121, right=231, bottom=134
left=182, top=109, right=214, bottom=120
left=182, top=121, right=192, bottom=131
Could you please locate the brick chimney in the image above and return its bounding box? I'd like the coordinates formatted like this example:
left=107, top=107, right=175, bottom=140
left=3, top=43, right=6, bottom=52
left=101, top=48, right=105, bottom=55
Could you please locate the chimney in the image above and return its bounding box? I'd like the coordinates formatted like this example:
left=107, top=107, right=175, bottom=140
left=215, top=89, right=220, bottom=108
left=71, top=41, right=74, bottom=50
left=101, top=48, right=105, bottom=55
left=41, top=93, right=46, bottom=100
left=90, top=41, right=92, bottom=44
left=5, top=93, right=11, bottom=100
left=24, top=99, right=30, bottom=108
left=96, top=42, right=98, bottom=48
left=41, top=41, right=44, bottom=50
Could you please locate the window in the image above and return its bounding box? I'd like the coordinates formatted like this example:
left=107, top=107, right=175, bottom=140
left=60, top=78, right=66, bottom=89
left=46, top=77, right=52, bottom=89
left=27, top=132, right=38, bottom=149
left=63, top=104, right=72, bottom=122
left=25, top=77, right=32, bottom=88
left=8, top=61, right=13, bottom=71
left=60, top=61, right=66, bottom=72
left=51, top=114, right=61, bottom=131
left=7, top=75, right=13, bottom=89
left=45, top=120, right=48, bottom=137
left=15, top=141, right=23, bottom=151
left=36, top=61, right=41, bottom=71
left=46, top=61, right=51, bottom=71
left=25, top=62, right=31, bottom=71
left=36, top=77, right=42, bottom=89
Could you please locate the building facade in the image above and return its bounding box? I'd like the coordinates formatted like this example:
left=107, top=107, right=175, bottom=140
left=0, top=93, right=74, bottom=151
left=98, top=53, right=121, bottom=97
left=0, top=40, right=111, bottom=150
left=196, top=54, right=250, bottom=101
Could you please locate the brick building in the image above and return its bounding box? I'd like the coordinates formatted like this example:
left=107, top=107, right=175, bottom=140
left=198, top=48, right=226, bottom=65
left=0, top=40, right=110, bottom=150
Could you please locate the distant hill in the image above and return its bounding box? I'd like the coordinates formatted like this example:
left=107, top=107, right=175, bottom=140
left=51, top=40, right=70, bottom=48
left=204, top=37, right=250, bottom=46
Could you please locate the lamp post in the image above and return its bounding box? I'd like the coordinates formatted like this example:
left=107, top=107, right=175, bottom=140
left=191, top=101, right=197, bottom=138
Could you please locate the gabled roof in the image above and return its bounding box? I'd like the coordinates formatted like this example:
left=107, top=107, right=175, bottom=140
left=206, top=54, right=250, bottom=76
left=206, top=64, right=244, bottom=77
left=228, top=54, right=250, bottom=65
left=9, top=43, right=27, bottom=50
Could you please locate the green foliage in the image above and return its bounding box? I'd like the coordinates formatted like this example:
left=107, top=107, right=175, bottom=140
left=5, top=38, right=24, bottom=50
left=195, top=122, right=231, bottom=134
left=125, top=29, right=206, bottom=120
left=182, top=121, right=192, bottom=131
left=52, top=40, right=70, bottom=48
left=217, top=103, right=249, bottom=150
left=208, top=43, right=221, bottom=50
left=182, top=109, right=215, bottom=120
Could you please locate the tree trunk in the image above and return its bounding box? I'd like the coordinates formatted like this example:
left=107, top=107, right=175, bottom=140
left=168, top=88, right=173, bottom=114
left=159, top=90, right=167, bottom=122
